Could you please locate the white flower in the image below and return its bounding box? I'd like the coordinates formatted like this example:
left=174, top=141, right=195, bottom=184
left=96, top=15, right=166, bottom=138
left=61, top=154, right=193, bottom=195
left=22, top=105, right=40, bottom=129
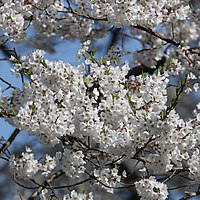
left=185, top=87, right=192, bottom=95
left=197, top=102, right=200, bottom=110
left=193, top=83, right=199, bottom=92
left=40, top=189, right=48, bottom=200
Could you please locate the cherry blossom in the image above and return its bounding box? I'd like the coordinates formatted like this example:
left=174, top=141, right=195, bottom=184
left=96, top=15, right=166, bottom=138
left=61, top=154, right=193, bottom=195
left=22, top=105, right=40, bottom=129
left=0, top=0, right=199, bottom=199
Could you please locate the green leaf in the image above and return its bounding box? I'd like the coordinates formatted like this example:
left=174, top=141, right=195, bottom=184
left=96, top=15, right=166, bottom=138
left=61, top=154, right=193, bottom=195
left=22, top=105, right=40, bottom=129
left=90, top=49, right=97, bottom=57
left=81, top=186, right=87, bottom=194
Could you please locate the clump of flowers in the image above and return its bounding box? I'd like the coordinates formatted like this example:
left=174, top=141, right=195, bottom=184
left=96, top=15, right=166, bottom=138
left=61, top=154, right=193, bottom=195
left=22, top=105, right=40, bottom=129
left=135, top=176, right=169, bottom=200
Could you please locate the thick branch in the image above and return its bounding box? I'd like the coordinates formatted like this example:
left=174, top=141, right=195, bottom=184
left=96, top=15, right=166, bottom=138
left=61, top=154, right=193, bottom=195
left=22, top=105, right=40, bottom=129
left=0, top=128, right=20, bottom=157
left=0, top=44, right=15, bottom=60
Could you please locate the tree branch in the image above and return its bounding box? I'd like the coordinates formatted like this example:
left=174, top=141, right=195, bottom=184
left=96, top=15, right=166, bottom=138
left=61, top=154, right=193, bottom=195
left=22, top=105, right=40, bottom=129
left=0, top=128, right=20, bottom=158
left=28, top=170, right=64, bottom=200
left=0, top=77, right=16, bottom=89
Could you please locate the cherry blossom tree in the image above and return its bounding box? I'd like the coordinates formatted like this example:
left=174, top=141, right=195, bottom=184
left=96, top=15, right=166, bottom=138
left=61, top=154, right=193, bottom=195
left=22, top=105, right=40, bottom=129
left=0, top=0, right=199, bottom=199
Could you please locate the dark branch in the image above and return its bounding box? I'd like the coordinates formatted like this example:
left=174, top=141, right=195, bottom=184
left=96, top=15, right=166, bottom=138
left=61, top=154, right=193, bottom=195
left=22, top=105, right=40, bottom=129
left=28, top=170, right=64, bottom=200
left=0, top=128, right=20, bottom=158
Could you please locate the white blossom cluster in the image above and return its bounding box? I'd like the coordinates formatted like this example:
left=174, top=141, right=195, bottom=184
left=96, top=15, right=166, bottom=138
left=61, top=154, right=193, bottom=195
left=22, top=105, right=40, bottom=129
left=72, top=0, right=192, bottom=27
left=6, top=49, right=173, bottom=158
left=2, top=44, right=198, bottom=199
left=9, top=147, right=41, bottom=179
left=9, top=146, right=61, bottom=179
left=0, top=0, right=198, bottom=42
left=94, top=168, right=121, bottom=193
left=63, top=190, right=94, bottom=200
left=135, top=176, right=168, bottom=200
left=0, top=0, right=93, bottom=42
left=40, top=189, right=94, bottom=200
left=9, top=146, right=86, bottom=179
left=60, top=149, right=86, bottom=177
left=41, top=154, right=57, bottom=176
left=0, top=0, right=27, bottom=42
left=0, top=0, right=199, bottom=199
left=188, top=148, right=200, bottom=182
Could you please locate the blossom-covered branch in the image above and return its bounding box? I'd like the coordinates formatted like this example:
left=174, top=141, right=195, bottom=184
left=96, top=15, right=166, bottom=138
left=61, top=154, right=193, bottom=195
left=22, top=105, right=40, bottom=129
left=0, top=0, right=199, bottom=200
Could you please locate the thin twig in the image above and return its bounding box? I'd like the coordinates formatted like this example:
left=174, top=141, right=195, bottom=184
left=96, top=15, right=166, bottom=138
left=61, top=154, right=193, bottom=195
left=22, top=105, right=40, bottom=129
left=52, top=178, right=91, bottom=189
left=162, top=170, right=177, bottom=184
left=0, top=57, right=10, bottom=61
left=169, top=183, right=198, bottom=191
left=0, top=77, right=16, bottom=89
left=28, top=170, right=64, bottom=200
left=131, top=24, right=179, bottom=46
left=14, top=177, right=38, bottom=190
